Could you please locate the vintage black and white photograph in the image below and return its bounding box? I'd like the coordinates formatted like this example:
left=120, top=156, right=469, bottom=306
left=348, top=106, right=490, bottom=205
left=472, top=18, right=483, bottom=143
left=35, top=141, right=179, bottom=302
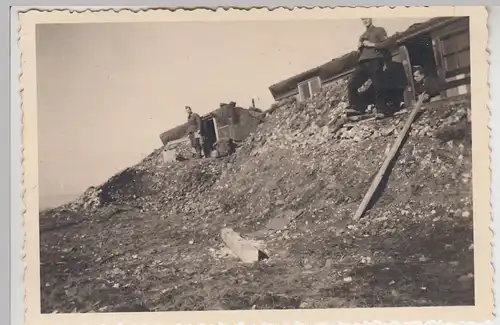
left=18, top=6, right=492, bottom=322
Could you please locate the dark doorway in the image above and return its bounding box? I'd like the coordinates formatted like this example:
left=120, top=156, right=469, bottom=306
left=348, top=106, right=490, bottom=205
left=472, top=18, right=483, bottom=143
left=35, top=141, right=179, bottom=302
left=201, top=117, right=217, bottom=158
left=382, top=51, right=408, bottom=108
left=403, top=34, right=438, bottom=78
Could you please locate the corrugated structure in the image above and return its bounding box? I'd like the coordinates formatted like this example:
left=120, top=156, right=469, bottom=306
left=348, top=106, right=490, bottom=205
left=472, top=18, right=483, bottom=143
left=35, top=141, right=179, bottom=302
left=268, top=16, right=470, bottom=105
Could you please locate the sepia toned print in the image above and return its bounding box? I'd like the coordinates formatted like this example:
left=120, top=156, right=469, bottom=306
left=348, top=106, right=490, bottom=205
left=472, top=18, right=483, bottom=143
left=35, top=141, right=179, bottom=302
left=19, top=6, right=492, bottom=325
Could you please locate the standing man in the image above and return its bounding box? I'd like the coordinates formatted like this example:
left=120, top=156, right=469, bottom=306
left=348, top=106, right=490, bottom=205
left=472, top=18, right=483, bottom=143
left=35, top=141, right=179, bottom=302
left=345, top=18, right=391, bottom=119
left=185, top=106, right=203, bottom=158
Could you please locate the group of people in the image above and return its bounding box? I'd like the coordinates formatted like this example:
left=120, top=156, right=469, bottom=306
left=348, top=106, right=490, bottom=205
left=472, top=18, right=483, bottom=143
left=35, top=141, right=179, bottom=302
left=184, top=19, right=441, bottom=157
left=345, top=18, right=440, bottom=119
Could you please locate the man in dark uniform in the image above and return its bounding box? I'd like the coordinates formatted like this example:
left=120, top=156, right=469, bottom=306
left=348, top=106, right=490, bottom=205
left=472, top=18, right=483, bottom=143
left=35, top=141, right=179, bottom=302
left=412, top=65, right=441, bottom=103
left=358, top=49, right=408, bottom=112
left=346, top=18, right=391, bottom=119
left=185, top=106, right=203, bottom=158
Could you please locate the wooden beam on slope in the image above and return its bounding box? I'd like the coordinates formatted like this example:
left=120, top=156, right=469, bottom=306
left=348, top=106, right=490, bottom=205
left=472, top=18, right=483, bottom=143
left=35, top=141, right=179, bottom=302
left=353, top=93, right=427, bottom=221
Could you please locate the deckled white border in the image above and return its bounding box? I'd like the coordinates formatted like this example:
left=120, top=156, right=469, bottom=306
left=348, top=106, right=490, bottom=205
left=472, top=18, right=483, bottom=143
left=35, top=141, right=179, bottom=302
left=15, top=5, right=493, bottom=325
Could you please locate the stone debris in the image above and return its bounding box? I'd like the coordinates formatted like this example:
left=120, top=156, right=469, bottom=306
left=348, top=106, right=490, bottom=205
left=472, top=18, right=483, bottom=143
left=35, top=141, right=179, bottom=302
left=162, top=137, right=195, bottom=161
left=162, top=148, right=177, bottom=163
left=39, top=78, right=474, bottom=313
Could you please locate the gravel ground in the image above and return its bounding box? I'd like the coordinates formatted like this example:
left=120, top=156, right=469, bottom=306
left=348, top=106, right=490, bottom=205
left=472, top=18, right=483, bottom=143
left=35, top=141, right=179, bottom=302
left=39, top=80, right=474, bottom=313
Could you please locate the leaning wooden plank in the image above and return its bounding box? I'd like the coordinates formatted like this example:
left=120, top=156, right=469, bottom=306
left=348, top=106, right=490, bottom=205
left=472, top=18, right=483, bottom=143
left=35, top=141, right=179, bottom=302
left=221, top=228, right=268, bottom=263
left=353, top=93, right=427, bottom=221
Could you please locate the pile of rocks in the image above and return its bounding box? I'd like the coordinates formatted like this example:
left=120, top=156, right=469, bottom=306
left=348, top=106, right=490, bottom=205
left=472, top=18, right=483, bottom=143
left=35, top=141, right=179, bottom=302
left=160, top=137, right=196, bottom=163
left=39, top=77, right=474, bottom=313
left=65, top=78, right=472, bottom=226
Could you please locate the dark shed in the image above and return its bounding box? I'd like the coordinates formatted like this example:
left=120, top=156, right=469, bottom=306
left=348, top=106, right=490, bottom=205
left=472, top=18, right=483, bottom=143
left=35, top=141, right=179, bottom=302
left=159, top=104, right=263, bottom=146
left=268, top=16, right=464, bottom=101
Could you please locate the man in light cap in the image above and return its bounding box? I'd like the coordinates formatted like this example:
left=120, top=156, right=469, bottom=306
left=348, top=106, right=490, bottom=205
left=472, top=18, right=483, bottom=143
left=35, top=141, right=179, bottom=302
left=185, top=106, right=203, bottom=158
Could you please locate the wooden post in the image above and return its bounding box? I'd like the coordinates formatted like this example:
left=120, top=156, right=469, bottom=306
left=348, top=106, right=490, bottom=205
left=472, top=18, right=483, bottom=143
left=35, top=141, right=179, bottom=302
left=212, top=117, right=220, bottom=142
left=431, top=37, right=448, bottom=99
left=399, top=45, right=416, bottom=108
left=353, top=93, right=427, bottom=221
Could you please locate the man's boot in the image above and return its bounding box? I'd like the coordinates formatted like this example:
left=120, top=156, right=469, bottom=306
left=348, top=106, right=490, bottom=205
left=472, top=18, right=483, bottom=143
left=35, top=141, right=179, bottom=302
left=345, top=106, right=365, bottom=117
left=374, top=105, right=394, bottom=120
left=196, top=149, right=203, bottom=158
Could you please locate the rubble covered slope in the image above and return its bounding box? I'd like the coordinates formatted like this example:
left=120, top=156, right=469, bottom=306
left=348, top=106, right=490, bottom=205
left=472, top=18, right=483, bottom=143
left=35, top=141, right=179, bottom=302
left=40, top=79, right=474, bottom=313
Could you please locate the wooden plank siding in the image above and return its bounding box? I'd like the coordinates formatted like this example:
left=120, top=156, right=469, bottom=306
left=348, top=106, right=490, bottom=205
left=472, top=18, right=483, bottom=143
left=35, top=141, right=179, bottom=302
left=431, top=19, right=471, bottom=99
left=298, top=76, right=322, bottom=102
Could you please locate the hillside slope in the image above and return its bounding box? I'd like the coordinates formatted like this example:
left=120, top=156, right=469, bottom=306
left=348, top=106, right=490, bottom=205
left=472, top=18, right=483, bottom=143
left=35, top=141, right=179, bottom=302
left=40, top=80, right=474, bottom=313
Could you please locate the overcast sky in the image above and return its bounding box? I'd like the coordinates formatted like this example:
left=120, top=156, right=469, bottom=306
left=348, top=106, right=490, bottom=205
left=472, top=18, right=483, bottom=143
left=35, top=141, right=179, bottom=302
left=36, top=17, right=429, bottom=209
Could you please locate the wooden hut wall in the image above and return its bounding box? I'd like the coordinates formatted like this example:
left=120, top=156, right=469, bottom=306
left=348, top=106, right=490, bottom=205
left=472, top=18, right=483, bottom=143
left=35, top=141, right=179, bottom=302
left=230, top=107, right=262, bottom=142
left=429, top=18, right=471, bottom=98
left=210, top=106, right=233, bottom=127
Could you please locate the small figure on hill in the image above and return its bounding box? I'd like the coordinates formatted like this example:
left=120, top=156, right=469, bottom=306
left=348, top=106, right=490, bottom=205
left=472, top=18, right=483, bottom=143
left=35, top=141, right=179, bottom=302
left=345, top=18, right=392, bottom=119
left=185, top=105, right=203, bottom=158
left=412, top=65, right=440, bottom=103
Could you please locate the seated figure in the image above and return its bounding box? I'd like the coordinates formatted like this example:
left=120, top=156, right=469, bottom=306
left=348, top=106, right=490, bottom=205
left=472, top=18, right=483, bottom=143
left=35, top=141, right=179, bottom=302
left=412, top=65, right=441, bottom=102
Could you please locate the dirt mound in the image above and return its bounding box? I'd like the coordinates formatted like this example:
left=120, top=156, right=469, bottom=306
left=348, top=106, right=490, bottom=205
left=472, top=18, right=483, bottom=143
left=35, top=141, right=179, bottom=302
left=39, top=80, right=474, bottom=313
